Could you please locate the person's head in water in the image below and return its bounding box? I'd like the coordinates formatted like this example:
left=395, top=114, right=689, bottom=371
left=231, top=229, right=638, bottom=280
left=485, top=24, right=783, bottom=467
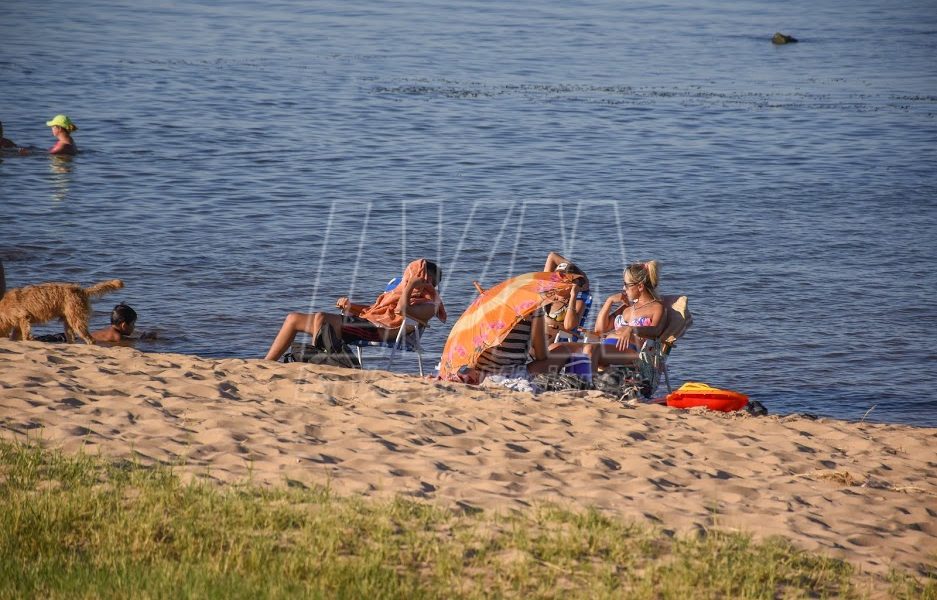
left=623, top=261, right=660, bottom=301
left=110, top=303, right=137, bottom=336
left=46, top=114, right=78, bottom=134
left=425, top=260, right=442, bottom=287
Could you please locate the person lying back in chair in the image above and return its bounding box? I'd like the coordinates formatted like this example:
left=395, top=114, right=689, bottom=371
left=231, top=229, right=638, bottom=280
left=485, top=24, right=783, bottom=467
left=264, top=259, right=447, bottom=362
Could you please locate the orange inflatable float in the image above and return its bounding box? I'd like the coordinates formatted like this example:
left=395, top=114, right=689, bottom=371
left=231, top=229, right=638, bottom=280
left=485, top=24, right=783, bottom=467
left=665, top=382, right=749, bottom=412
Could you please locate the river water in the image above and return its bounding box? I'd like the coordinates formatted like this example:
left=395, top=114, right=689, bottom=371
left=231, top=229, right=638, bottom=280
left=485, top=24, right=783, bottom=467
left=2, top=0, right=936, bottom=425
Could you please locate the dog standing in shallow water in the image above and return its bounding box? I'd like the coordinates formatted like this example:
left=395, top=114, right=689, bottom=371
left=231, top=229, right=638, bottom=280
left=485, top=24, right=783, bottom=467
left=0, top=279, right=124, bottom=344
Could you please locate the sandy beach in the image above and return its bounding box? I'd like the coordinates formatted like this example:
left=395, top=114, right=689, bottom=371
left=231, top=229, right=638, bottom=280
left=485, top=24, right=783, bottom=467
left=0, top=338, right=934, bottom=577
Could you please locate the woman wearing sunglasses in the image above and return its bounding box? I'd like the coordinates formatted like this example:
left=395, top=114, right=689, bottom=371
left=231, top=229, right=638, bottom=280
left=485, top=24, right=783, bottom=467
left=587, top=260, right=665, bottom=368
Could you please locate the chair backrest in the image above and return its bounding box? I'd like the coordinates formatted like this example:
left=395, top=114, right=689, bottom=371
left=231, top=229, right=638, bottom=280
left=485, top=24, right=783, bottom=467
left=655, top=295, right=692, bottom=351
left=577, top=290, right=594, bottom=329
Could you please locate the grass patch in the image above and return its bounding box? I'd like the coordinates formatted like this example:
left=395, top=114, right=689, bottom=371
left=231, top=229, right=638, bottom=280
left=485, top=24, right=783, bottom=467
left=0, top=440, right=920, bottom=598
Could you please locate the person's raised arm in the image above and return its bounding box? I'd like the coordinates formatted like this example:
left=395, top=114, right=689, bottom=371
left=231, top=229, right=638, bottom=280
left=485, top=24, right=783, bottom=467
left=595, top=292, right=625, bottom=335
left=561, top=284, right=583, bottom=331
left=395, top=278, right=437, bottom=324
left=543, top=251, right=569, bottom=272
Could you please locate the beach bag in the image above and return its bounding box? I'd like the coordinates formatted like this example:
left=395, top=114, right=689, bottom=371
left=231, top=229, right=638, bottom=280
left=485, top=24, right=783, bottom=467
left=283, top=324, right=361, bottom=369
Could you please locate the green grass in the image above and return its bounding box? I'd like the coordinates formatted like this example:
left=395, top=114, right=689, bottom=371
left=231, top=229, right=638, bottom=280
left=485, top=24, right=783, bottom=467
left=0, top=440, right=931, bottom=599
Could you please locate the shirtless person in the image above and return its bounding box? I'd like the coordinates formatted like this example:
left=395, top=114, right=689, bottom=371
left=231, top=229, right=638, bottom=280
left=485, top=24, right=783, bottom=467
left=91, top=303, right=138, bottom=343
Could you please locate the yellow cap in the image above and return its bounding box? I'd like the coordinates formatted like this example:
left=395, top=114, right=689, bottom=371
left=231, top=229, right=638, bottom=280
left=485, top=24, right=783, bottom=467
left=46, top=114, right=77, bottom=131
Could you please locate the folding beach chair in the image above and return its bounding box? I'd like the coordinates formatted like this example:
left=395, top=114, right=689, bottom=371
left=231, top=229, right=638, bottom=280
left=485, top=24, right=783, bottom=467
left=346, top=277, right=428, bottom=376
left=592, top=295, right=692, bottom=400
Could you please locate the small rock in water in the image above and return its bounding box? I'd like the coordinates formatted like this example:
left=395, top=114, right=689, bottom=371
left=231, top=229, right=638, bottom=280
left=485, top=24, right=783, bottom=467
left=772, top=32, right=798, bottom=44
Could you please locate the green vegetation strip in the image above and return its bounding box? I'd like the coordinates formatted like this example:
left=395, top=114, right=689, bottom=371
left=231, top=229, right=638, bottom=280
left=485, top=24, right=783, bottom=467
left=0, top=441, right=932, bottom=599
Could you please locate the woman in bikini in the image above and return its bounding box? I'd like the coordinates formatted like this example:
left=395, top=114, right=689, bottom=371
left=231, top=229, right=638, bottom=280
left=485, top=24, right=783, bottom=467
left=584, top=260, right=665, bottom=369
left=541, top=251, right=590, bottom=340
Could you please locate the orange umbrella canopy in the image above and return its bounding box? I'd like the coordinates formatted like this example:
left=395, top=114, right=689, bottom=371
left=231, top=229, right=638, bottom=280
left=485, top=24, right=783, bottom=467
left=438, top=271, right=579, bottom=379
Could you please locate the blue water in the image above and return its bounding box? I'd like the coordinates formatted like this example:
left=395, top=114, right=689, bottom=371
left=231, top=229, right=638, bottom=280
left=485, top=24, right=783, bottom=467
left=2, top=0, right=936, bottom=426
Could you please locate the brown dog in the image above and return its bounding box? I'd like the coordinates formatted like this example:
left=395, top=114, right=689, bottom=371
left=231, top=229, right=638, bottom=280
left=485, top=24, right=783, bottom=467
left=0, top=279, right=124, bottom=344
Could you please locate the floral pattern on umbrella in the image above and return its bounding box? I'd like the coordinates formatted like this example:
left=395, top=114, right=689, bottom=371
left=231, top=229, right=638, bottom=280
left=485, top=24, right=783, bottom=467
left=438, top=271, right=580, bottom=380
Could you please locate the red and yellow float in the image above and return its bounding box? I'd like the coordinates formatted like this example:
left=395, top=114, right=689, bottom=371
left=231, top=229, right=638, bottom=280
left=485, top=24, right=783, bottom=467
left=665, top=382, right=749, bottom=412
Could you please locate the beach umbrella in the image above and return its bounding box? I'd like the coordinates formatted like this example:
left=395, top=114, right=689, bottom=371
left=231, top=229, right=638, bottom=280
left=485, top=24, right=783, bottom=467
left=438, top=271, right=579, bottom=379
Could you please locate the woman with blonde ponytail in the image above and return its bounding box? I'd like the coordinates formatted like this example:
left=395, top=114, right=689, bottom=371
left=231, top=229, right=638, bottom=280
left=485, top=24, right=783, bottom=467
left=584, top=260, right=666, bottom=368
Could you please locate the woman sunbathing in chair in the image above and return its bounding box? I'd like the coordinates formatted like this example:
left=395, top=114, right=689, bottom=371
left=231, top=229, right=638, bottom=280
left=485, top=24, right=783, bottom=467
left=582, top=260, right=666, bottom=369
left=264, top=259, right=446, bottom=362
left=542, top=252, right=590, bottom=340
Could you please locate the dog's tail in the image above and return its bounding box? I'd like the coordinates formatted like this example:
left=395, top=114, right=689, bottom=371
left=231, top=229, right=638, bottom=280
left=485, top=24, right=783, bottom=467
left=84, top=279, right=124, bottom=298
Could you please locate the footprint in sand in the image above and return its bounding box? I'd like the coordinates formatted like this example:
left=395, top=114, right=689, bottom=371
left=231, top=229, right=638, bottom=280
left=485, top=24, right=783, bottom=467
left=218, top=382, right=240, bottom=400
left=310, top=453, right=342, bottom=464
left=419, top=419, right=466, bottom=436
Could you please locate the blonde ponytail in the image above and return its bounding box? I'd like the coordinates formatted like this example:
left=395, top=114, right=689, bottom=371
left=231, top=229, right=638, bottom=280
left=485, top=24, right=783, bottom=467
left=624, top=260, right=661, bottom=298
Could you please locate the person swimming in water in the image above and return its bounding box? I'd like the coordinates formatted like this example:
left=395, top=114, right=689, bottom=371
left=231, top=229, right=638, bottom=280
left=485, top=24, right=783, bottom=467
left=91, top=303, right=138, bottom=343
left=35, top=303, right=154, bottom=344
left=0, top=121, right=17, bottom=149
left=46, top=115, right=78, bottom=155
left=0, top=121, right=29, bottom=155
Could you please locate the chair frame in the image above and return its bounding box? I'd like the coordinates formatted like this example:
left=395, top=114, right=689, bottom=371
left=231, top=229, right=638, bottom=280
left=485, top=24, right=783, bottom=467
left=345, top=276, right=428, bottom=376
left=349, top=317, right=426, bottom=376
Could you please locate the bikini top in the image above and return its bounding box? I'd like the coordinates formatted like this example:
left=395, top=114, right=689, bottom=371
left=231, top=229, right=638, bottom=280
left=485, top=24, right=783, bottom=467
left=614, top=313, right=653, bottom=329
left=545, top=290, right=590, bottom=323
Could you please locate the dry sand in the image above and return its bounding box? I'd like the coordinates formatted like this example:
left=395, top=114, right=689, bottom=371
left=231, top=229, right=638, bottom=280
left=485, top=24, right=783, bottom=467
left=0, top=339, right=934, bottom=576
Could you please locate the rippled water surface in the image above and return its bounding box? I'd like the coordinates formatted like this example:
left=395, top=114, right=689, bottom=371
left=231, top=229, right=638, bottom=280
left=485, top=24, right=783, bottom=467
left=2, top=0, right=936, bottom=425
